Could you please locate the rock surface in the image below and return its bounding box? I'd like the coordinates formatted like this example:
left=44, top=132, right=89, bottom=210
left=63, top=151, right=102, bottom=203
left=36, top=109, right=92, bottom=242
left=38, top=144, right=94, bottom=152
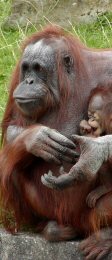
left=0, top=229, right=82, bottom=260
left=3, top=0, right=112, bottom=29
left=0, top=229, right=112, bottom=259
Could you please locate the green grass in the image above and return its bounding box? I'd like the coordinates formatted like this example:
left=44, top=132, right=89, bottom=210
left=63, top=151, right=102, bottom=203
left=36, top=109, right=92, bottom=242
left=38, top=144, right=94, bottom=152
left=0, top=0, right=112, bottom=121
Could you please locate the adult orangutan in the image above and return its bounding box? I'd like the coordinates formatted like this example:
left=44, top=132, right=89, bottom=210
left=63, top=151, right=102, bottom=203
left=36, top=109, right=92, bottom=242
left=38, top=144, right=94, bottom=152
left=1, top=25, right=112, bottom=259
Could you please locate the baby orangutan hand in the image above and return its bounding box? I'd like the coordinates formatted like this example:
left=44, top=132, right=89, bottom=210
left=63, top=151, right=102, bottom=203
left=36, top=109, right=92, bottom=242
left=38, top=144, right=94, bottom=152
left=80, top=120, right=92, bottom=136
left=41, top=135, right=111, bottom=190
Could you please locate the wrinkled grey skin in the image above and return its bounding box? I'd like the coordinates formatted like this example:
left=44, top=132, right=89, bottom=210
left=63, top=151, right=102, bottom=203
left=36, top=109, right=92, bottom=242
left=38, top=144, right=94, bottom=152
left=41, top=134, right=112, bottom=189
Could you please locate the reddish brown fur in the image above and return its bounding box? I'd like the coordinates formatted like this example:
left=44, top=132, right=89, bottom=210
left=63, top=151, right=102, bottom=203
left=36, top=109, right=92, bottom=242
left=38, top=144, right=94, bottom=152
left=102, top=102, right=112, bottom=133
left=88, top=84, right=112, bottom=105
left=1, top=26, right=112, bottom=257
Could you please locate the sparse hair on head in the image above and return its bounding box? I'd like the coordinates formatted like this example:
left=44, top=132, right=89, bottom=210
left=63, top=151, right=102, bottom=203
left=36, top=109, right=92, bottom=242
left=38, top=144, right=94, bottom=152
left=88, top=83, right=112, bottom=105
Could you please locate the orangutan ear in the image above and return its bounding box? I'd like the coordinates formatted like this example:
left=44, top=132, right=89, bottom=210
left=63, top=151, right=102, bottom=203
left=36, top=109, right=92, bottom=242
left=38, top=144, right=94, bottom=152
left=63, top=54, right=74, bottom=73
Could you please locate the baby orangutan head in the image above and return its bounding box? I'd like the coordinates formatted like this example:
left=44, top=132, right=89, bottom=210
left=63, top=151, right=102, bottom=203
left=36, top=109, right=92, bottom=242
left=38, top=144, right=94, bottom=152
left=88, top=84, right=112, bottom=137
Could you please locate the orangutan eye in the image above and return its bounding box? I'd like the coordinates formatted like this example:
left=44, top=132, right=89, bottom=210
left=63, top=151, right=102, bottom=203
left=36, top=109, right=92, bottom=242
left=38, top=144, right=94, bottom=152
left=34, top=63, right=44, bottom=72
left=63, top=55, right=73, bottom=73
left=22, top=62, right=29, bottom=72
left=64, top=55, right=71, bottom=64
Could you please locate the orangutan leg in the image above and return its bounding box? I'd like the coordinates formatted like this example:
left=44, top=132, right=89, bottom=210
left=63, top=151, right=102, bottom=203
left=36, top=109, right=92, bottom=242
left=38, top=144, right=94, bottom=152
left=13, top=174, right=77, bottom=241
left=80, top=193, right=112, bottom=260
left=42, top=221, right=77, bottom=242
left=80, top=228, right=112, bottom=260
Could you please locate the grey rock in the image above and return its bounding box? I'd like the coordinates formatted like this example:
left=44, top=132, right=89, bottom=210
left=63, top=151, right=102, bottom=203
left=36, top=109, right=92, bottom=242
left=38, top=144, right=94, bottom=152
left=3, top=0, right=112, bottom=29
left=0, top=229, right=83, bottom=260
left=0, top=229, right=112, bottom=259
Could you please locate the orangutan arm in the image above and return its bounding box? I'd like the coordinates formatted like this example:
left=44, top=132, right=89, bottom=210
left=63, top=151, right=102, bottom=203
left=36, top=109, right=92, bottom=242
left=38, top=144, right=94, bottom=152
left=6, top=125, right=25, bottom=143
left=4, top=125, right=79, bottom=166
left=41, top=135, right=111, bottom=189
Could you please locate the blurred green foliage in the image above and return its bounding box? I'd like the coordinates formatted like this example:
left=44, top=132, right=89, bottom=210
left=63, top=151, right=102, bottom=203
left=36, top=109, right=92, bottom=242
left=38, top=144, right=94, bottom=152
left=0, top=0, right=112, bottom=121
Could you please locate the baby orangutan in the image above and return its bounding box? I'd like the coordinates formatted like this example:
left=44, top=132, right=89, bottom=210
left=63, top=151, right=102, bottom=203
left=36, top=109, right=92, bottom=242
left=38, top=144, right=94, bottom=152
left=80, top=85, right=112, bottom=137
left=41, top=85, right=112, bottom=208
left=80, top=86, right=112, bottom=207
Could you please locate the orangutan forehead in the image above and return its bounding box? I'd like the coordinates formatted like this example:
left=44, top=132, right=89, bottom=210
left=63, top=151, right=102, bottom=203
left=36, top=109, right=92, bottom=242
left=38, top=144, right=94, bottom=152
left=23, top=38, right=67, bottom=60
left=89, top=94, right=104, bottom=111
left=23, top=39, right=53, bottom=59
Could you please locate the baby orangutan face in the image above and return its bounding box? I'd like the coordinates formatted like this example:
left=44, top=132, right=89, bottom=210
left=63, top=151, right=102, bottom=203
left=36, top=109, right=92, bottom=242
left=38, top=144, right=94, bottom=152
left=88, top=94, right=104, bottom=137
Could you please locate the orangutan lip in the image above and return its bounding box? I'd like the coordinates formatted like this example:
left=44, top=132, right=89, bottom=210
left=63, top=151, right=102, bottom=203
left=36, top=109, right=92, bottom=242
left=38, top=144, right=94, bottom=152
left=15, top=98, right=37, bottom=103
